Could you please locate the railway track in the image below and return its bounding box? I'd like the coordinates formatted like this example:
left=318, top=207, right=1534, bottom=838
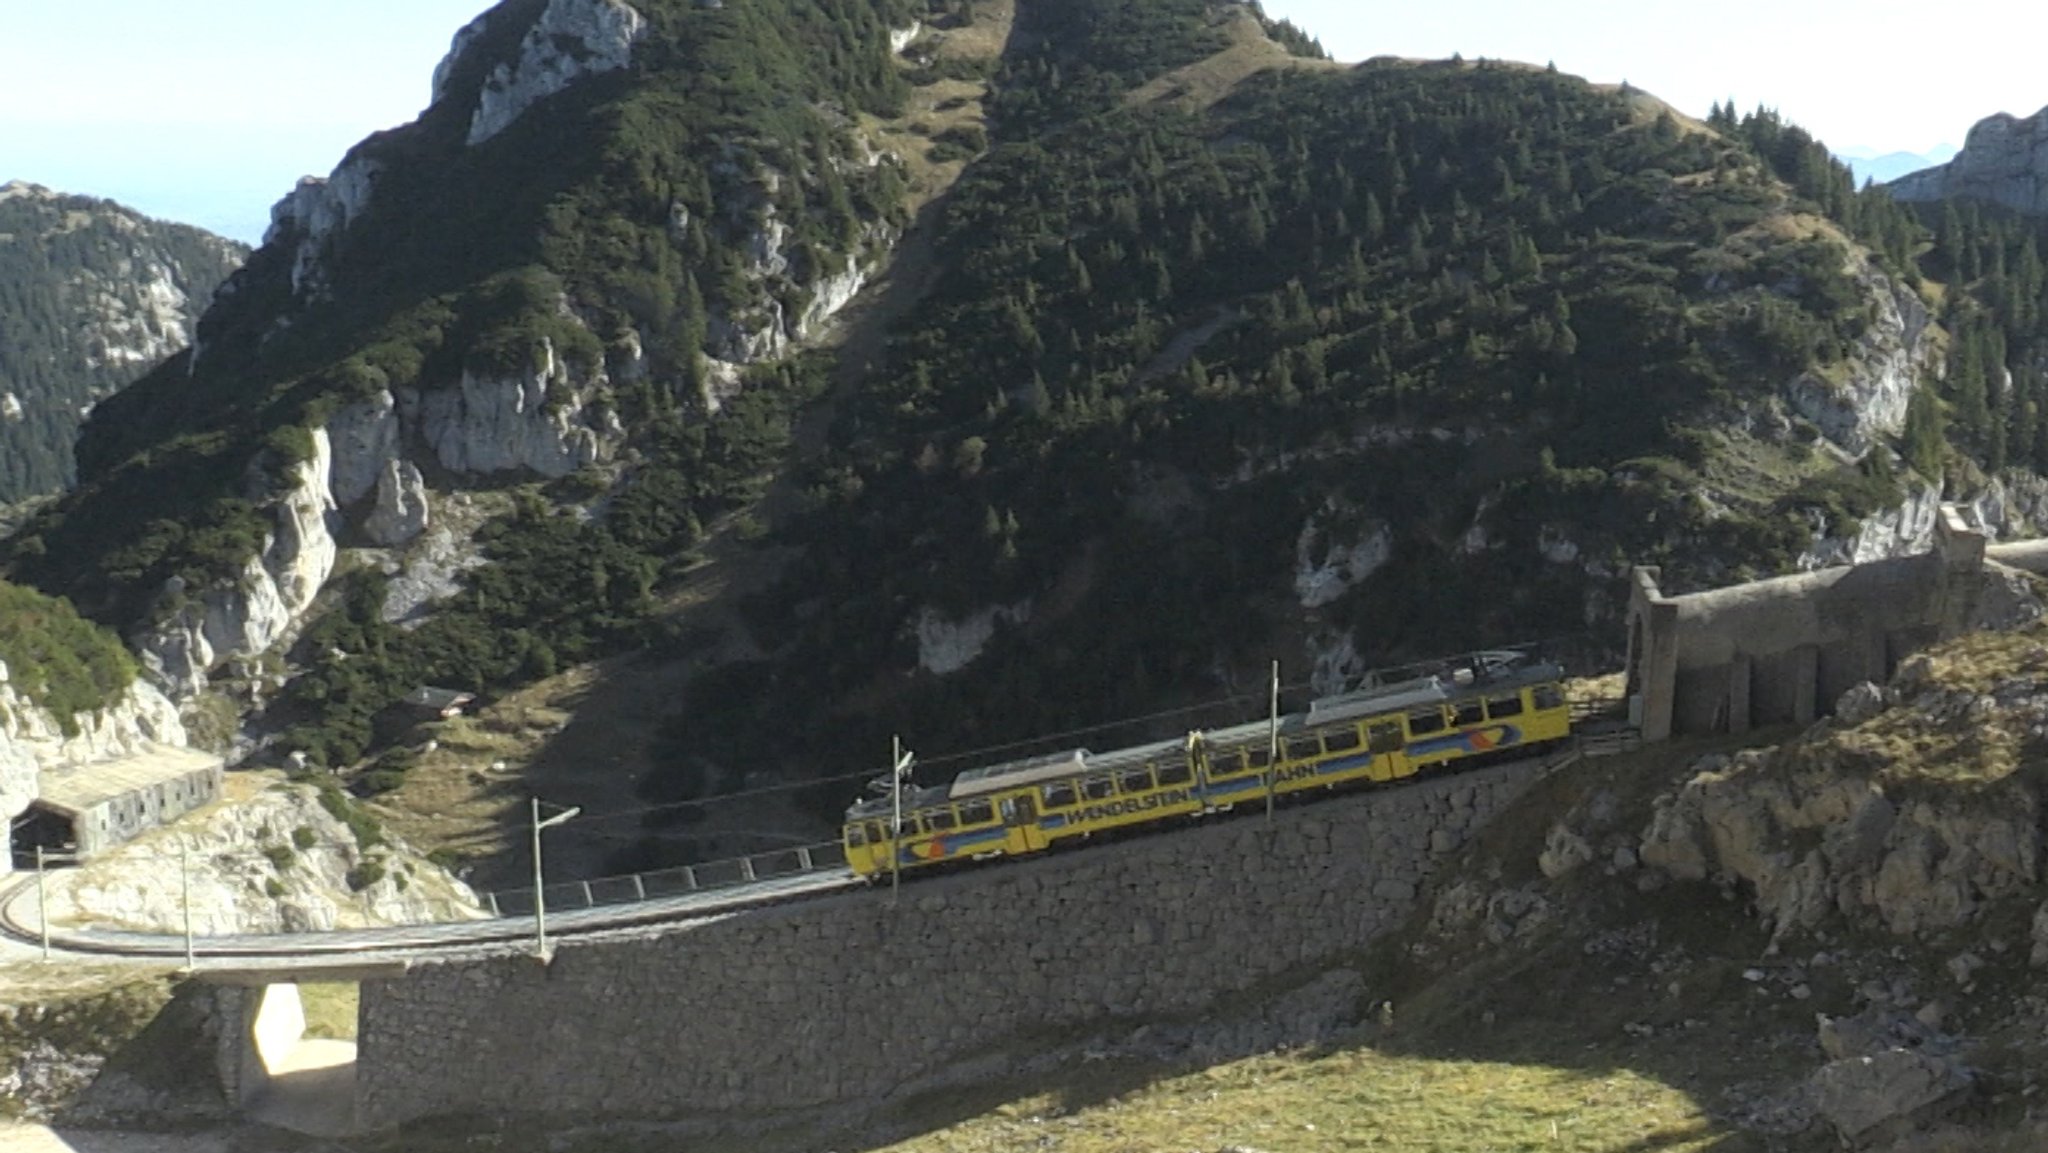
left=0, top=728, right=1635, bottom=968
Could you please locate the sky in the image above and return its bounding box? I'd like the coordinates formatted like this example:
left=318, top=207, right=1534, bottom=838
left=3, top=0, right=2045, bottom=246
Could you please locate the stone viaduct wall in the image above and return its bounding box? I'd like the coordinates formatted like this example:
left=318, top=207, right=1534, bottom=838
left=355, top=761, right=1540, bottom=1128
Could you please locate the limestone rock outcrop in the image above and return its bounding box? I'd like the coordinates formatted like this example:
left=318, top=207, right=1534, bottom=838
left=414, top=337, right=621, bottom=478
left=265, top=154, right=380, bottom=301
left=137, top=431, right=339, bottom=697
left=1888, top=104, right=2048, bottom=216
left=464, top=0, right=648, bottom=146
left=1782, top=252, right=1934, bottom=455
left=1294, top=519, right=1393, bottom=609
left=1639, top=701, right=2041, bottom=940
left=365, top=460, right=431, bottom=547
left=1797, top=481, right=1945, bottom=570
left=46, top=779, right=486, bottom=934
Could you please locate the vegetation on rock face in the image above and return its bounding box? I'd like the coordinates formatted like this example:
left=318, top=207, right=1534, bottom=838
left=2, top=0, right=923, bottom=631
left=0, top=579, right=137, bottom=732
left=0, top=186, right=244, bottom=505
left=8, top=0, right=2048, bottom=831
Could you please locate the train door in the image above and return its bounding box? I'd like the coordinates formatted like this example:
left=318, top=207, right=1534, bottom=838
left=1001, top=793, right=1047, bottom=854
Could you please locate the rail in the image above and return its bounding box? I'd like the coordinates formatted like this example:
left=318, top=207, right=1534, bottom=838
left=2, top=723, right=1638, bottom=964
left=478, top=841, right=849, bottom=917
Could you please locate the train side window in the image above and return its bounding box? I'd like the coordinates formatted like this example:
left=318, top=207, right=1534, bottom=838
left=846, top=824, right=867, bottom=846
left=960, top=799, right=995, bottom=826
left=1246, top=746, right=1273, bottom=769
left=1367, top=721, right=1404, bottom=753
left=1408, top=708, right=1447, bottom=736
left=1158, top=762, right=1193, bottom=786
left=1453, top=700, right=1484, bottom=726
left=898, top=814, right=924, bottom=836
left=1209, top=750, right=1245, bottom=776
left=1323, top=727, right=1362, bottom=753
left=928, top=808, right=957, bottom=832
left=1082, top=776, right=1115, bottom=801
left=1532, top=684, right=1565, bottom=710
left=1043, top=783, right=1078, bottom=808
left=1486, top=694, right=1524, bottom=719
left=1120, top=767, right=1155, bottom=792
left=1286, top=734, right=1323, bottom=760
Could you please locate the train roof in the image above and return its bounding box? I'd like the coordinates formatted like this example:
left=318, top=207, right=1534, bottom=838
left=949, top=748, right=1091, bottom=798
left=845, top=780, right=950, bottom=821
left=1082, top=735, right=1192, bottom=773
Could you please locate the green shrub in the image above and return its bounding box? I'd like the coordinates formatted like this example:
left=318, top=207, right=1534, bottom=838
left=0, top=580, right=138, bottom=735
left=345, top=861, right=387, bottom=892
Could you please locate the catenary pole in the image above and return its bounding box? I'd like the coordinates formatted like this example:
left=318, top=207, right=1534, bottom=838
left=1266, top=660, right=1280, bottom=825
left=35, top=846, right=49, bottom=962
left=530, top=798, right=581, bottom=959
left=181, top=839, right=195, bottom=971
left=890, top=735, right=904, bottom=907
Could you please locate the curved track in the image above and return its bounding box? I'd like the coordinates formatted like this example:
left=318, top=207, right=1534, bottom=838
left=0, top=735, right=1614, bottom=969
left=0, top=866, right=863, bottom=965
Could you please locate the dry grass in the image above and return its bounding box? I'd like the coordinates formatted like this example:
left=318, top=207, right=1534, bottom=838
left=296, top=981, right=358, bottom=1041
left=1125, top=8, right=1343, bottom=112
left=1824, top=618, right=2048, bottom=792
left=861, top=1046, right=1727, bottom=1153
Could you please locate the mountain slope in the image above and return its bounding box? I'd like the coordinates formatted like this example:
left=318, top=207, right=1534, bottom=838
left=4, top=0, right=2045, bottom=875
left=0, top=182, right=245, bottom=504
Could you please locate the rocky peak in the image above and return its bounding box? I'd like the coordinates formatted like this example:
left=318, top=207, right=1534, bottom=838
left=264, top=154, right=380, bottom=302
left=465, top=0, right=649, bottom=146
left=1887, top=104, right=2048, bottom=215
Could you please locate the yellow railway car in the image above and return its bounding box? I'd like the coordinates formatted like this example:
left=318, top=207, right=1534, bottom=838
left=843, top=650, right=1571, bottom=879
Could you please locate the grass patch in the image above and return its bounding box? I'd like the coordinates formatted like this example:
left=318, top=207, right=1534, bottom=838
left=857, top=1046, right=1727, bottom=1153
left=298, top=982, right=360, bottom=1041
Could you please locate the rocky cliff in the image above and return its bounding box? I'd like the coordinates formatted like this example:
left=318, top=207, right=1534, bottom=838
left=135, top=432, right=338, bottom=697
left=1888, top=104, right=2048, bottom=215
left=42, top=777, right=485, bottom=933
left=0, top=182, right=245, bottom=502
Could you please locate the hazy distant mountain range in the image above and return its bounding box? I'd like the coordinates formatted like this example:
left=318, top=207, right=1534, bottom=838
left=1837, top=144, right=1959, bottom=185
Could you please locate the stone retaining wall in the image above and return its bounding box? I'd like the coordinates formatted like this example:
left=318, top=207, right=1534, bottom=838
left=356, top=761, right=1539, bottom=1128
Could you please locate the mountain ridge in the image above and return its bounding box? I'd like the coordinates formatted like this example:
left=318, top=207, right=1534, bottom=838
left=3, top=0, right=2047, bottom=881
left=0, top=181, right=245, bottom=504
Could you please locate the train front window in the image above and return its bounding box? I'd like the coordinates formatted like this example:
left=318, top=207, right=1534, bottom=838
left=846, top=824, right=867, bottom=846
left=1533, top=684, right=1565, bottom=710
left=868, top=822, right=888, bottom=843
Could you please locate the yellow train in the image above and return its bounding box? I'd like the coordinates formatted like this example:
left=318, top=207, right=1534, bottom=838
left=842, top=649, right=1571, bottom=878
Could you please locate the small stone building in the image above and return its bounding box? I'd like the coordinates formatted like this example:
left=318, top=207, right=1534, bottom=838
left=21, top=747, right=224, bottom=858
